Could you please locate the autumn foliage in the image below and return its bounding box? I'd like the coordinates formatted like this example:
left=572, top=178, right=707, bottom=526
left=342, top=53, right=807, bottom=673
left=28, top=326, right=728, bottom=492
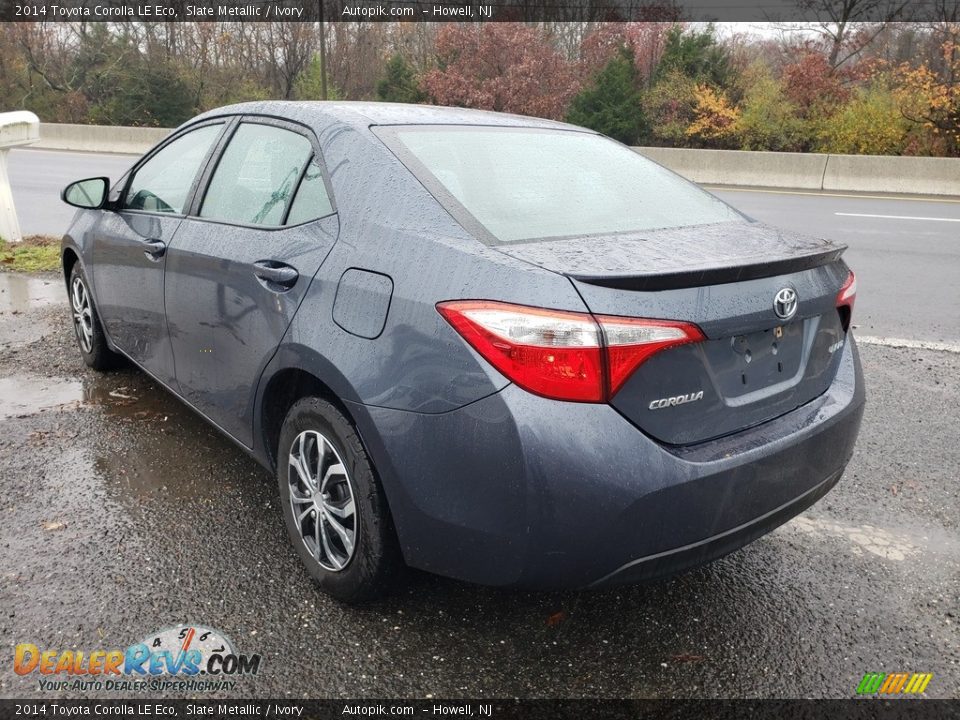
left=2, top=21, right=959, bottom=156
left=686, top=85, right=740, bottom=145
left=895, top=41, right=960, bottom=154
left=782, top=52, right=853, bottom=117
left=420, top=24, right=579, bottom=120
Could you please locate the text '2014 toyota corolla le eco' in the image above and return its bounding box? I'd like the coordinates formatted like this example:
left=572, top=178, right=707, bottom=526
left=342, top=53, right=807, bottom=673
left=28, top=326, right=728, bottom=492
left=60, top=102, right=864, bottom=602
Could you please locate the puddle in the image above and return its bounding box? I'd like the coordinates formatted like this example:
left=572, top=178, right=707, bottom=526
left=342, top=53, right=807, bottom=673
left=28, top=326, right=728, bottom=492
left=0, top=274, right=64, bottom=348
left=0, top=273, right=64, bottom=312
left=0, top=375, right=84, bottom=418
left=0, top=369, right=257, bottom=504
left=0, top=371, right=180, bottom=420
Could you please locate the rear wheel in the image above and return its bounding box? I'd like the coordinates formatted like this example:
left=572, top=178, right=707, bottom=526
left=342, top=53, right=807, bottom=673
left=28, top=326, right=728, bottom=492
left=68, top=264, right=120, bottom=371
left=277, top=397, right=402, bottom=602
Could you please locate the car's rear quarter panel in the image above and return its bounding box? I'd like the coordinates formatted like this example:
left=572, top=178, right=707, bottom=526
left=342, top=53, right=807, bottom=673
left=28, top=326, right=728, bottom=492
left=257, top=116, right=596, bottom=575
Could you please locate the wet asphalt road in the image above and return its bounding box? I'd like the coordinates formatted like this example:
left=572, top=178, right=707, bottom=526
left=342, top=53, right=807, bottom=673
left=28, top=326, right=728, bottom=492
left=3, top=147, right=960, bottom=699
left=0, top=273, right=957, bottom=699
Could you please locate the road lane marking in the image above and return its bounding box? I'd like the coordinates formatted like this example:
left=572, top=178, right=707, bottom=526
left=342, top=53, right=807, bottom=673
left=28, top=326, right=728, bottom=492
left=705, top=186, right=960, bottom=204
left=835, top=212, right=960, bottom=222
left=857, top=336, right=960, bottom=354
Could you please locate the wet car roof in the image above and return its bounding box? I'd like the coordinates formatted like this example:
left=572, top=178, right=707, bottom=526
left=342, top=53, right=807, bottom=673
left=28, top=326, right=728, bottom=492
left=191, top=100, right=575, bottom=132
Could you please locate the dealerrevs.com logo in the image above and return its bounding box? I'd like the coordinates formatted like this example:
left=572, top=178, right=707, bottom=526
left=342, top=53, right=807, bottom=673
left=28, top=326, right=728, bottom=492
left=14, top=625, right=261, bottom=693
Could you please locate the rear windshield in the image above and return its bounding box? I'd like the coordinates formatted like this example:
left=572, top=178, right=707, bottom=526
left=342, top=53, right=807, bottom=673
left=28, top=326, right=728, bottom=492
left=378, top=126, right=742, bottom=244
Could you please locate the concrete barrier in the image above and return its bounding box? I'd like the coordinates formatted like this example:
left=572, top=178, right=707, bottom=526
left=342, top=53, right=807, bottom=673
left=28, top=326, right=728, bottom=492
left=636, top=146, right=960, bottom=197
left=637, top=147, right=829, bottom=191
left=35, top=123, right=170, bottom=155
left=821, top=154, right=960, bottom=196
left=22, top=123, right=960, bottom=196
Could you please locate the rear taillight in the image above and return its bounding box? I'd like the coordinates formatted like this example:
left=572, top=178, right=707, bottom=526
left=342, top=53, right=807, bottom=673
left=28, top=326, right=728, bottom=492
left=836, top=270, right=856, bottom=330
left=437, top=300, right=703, bottom=403
left=437, top=301, right=604, bottom=401
left=597, top=315, right=705, bottom=395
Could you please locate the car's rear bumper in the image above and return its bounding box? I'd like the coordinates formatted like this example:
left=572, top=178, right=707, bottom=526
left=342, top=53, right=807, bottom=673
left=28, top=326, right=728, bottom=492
left=589, top=466, right=843, bottom=587
left=347, top=336, right=865, bottom=589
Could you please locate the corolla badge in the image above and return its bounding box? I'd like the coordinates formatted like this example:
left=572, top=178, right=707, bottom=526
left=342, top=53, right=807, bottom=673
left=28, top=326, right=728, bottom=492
left=649, top=391, right=704, bottom=410
left=773, top=287, right=798, bottom=320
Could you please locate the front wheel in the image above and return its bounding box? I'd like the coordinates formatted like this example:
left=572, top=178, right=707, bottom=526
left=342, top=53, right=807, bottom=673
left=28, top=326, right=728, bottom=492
left=277, top=397, right=402, bottom=602
left=68, top=264, right=120, bottom=371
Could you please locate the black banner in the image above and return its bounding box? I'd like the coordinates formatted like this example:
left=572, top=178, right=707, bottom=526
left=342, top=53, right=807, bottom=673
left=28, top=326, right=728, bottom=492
left=1, top=700, right=959, bottom=719
left=1, top=0, right=959, bottom=23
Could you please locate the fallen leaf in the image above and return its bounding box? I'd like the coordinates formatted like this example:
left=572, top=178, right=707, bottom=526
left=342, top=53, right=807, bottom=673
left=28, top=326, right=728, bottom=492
left=670, top=653, right=705, bottom=663
left=546, top=611, right=567, bottom=627
left=43, top=521, right=67, bottom=531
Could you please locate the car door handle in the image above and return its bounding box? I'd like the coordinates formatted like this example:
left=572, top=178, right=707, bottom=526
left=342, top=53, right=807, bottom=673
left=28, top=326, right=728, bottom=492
left=253, top=261, right=299, bottom=289
left=141, top=238, right=166, bottom=261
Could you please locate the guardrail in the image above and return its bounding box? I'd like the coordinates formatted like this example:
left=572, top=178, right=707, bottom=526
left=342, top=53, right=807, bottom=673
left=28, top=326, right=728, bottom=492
left=21, top=122, right=960, bottom=198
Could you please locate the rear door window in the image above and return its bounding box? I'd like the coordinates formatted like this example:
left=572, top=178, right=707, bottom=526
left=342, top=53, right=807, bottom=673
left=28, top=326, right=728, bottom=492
left=285, top=158, right=334, bottom=225
left=200, top=123, right=314, bottom=226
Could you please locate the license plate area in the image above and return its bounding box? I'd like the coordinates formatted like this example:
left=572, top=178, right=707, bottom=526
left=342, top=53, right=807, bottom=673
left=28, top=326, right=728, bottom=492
left=708, top=320, right=807, bottom=398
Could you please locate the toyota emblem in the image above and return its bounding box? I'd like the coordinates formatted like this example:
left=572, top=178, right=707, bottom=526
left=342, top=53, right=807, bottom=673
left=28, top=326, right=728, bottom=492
left=773, top=287, right=798, bottom=320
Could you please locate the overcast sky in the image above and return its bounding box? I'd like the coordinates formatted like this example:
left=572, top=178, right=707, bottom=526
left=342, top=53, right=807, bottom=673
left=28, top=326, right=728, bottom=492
left=710, top=22, right=819, bottom=40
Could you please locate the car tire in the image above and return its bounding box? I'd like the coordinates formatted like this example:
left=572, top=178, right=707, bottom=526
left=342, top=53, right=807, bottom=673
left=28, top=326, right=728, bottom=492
left=277, top=397, right=402, bottom=603
left=68, top=264, right=121, bottom=371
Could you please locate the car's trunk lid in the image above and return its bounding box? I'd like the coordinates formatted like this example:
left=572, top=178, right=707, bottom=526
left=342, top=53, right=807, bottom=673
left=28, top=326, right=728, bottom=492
left=495, top=221, right=844, bottom=290
left=497, top=221, right=850, bottom=445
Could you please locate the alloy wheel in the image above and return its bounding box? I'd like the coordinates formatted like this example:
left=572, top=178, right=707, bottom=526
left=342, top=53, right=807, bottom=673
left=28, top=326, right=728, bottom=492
left=71, top=276, right=94, bottom=354
left=288, top=430, right=357, bottom=572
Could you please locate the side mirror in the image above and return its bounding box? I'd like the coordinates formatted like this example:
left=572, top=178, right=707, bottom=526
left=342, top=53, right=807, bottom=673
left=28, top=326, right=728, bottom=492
left=61, top=177, right=110, bottom=210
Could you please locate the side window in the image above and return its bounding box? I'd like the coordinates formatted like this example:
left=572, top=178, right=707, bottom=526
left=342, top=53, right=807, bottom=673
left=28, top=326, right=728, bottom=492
left=286, top=157, right=334, bottom=225
left=123, top=124, right=223, bottom=214
left=200, top=123, right=313, bottom=226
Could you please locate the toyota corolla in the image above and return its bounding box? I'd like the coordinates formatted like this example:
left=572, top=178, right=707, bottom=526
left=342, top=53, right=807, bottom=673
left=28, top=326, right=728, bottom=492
left=59, top=102, right=865, bottom=602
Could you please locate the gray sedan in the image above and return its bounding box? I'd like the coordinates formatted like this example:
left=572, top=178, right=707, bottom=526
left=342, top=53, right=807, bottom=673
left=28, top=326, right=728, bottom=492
left=59, top=102, right=865, bottom=602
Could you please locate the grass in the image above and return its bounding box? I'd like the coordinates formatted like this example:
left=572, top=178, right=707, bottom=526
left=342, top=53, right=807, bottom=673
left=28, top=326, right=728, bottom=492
left=0, top=235, right=61, bottom=273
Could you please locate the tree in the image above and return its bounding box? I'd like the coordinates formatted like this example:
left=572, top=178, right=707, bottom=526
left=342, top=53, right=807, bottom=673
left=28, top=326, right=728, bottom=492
left=782, top=0, right=912, bottom=70
left=686, top=85, right=740, bottom=148
left=896, top=38, right=960, bottom=155
left=91, top=60, right=196, bottom=127
left=642, top=69, right=700, bottom=146
left=816, top=80, right=909, bottom=154
left=261, top=23, right=316, bottom=100
left=579, top=22, right=679, bottom=87
left=655, top=25, right=733, bottom=87
left=377, top=54, right=425, bottom=103
left=294, top=54, right=341, bottom=101
left=327, top=23, right=393, bottom=101
left=736, top=63, right=811, bottom=151
left=421, top=24, right=580, bottom=120
left=566, top=47, right=647, bottom=144
left=782, top=51, right=853, bottom=116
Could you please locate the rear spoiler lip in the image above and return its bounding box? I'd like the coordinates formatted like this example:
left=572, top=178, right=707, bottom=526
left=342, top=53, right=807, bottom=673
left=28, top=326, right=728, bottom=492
left=567, top=246, right=847, bottom=292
